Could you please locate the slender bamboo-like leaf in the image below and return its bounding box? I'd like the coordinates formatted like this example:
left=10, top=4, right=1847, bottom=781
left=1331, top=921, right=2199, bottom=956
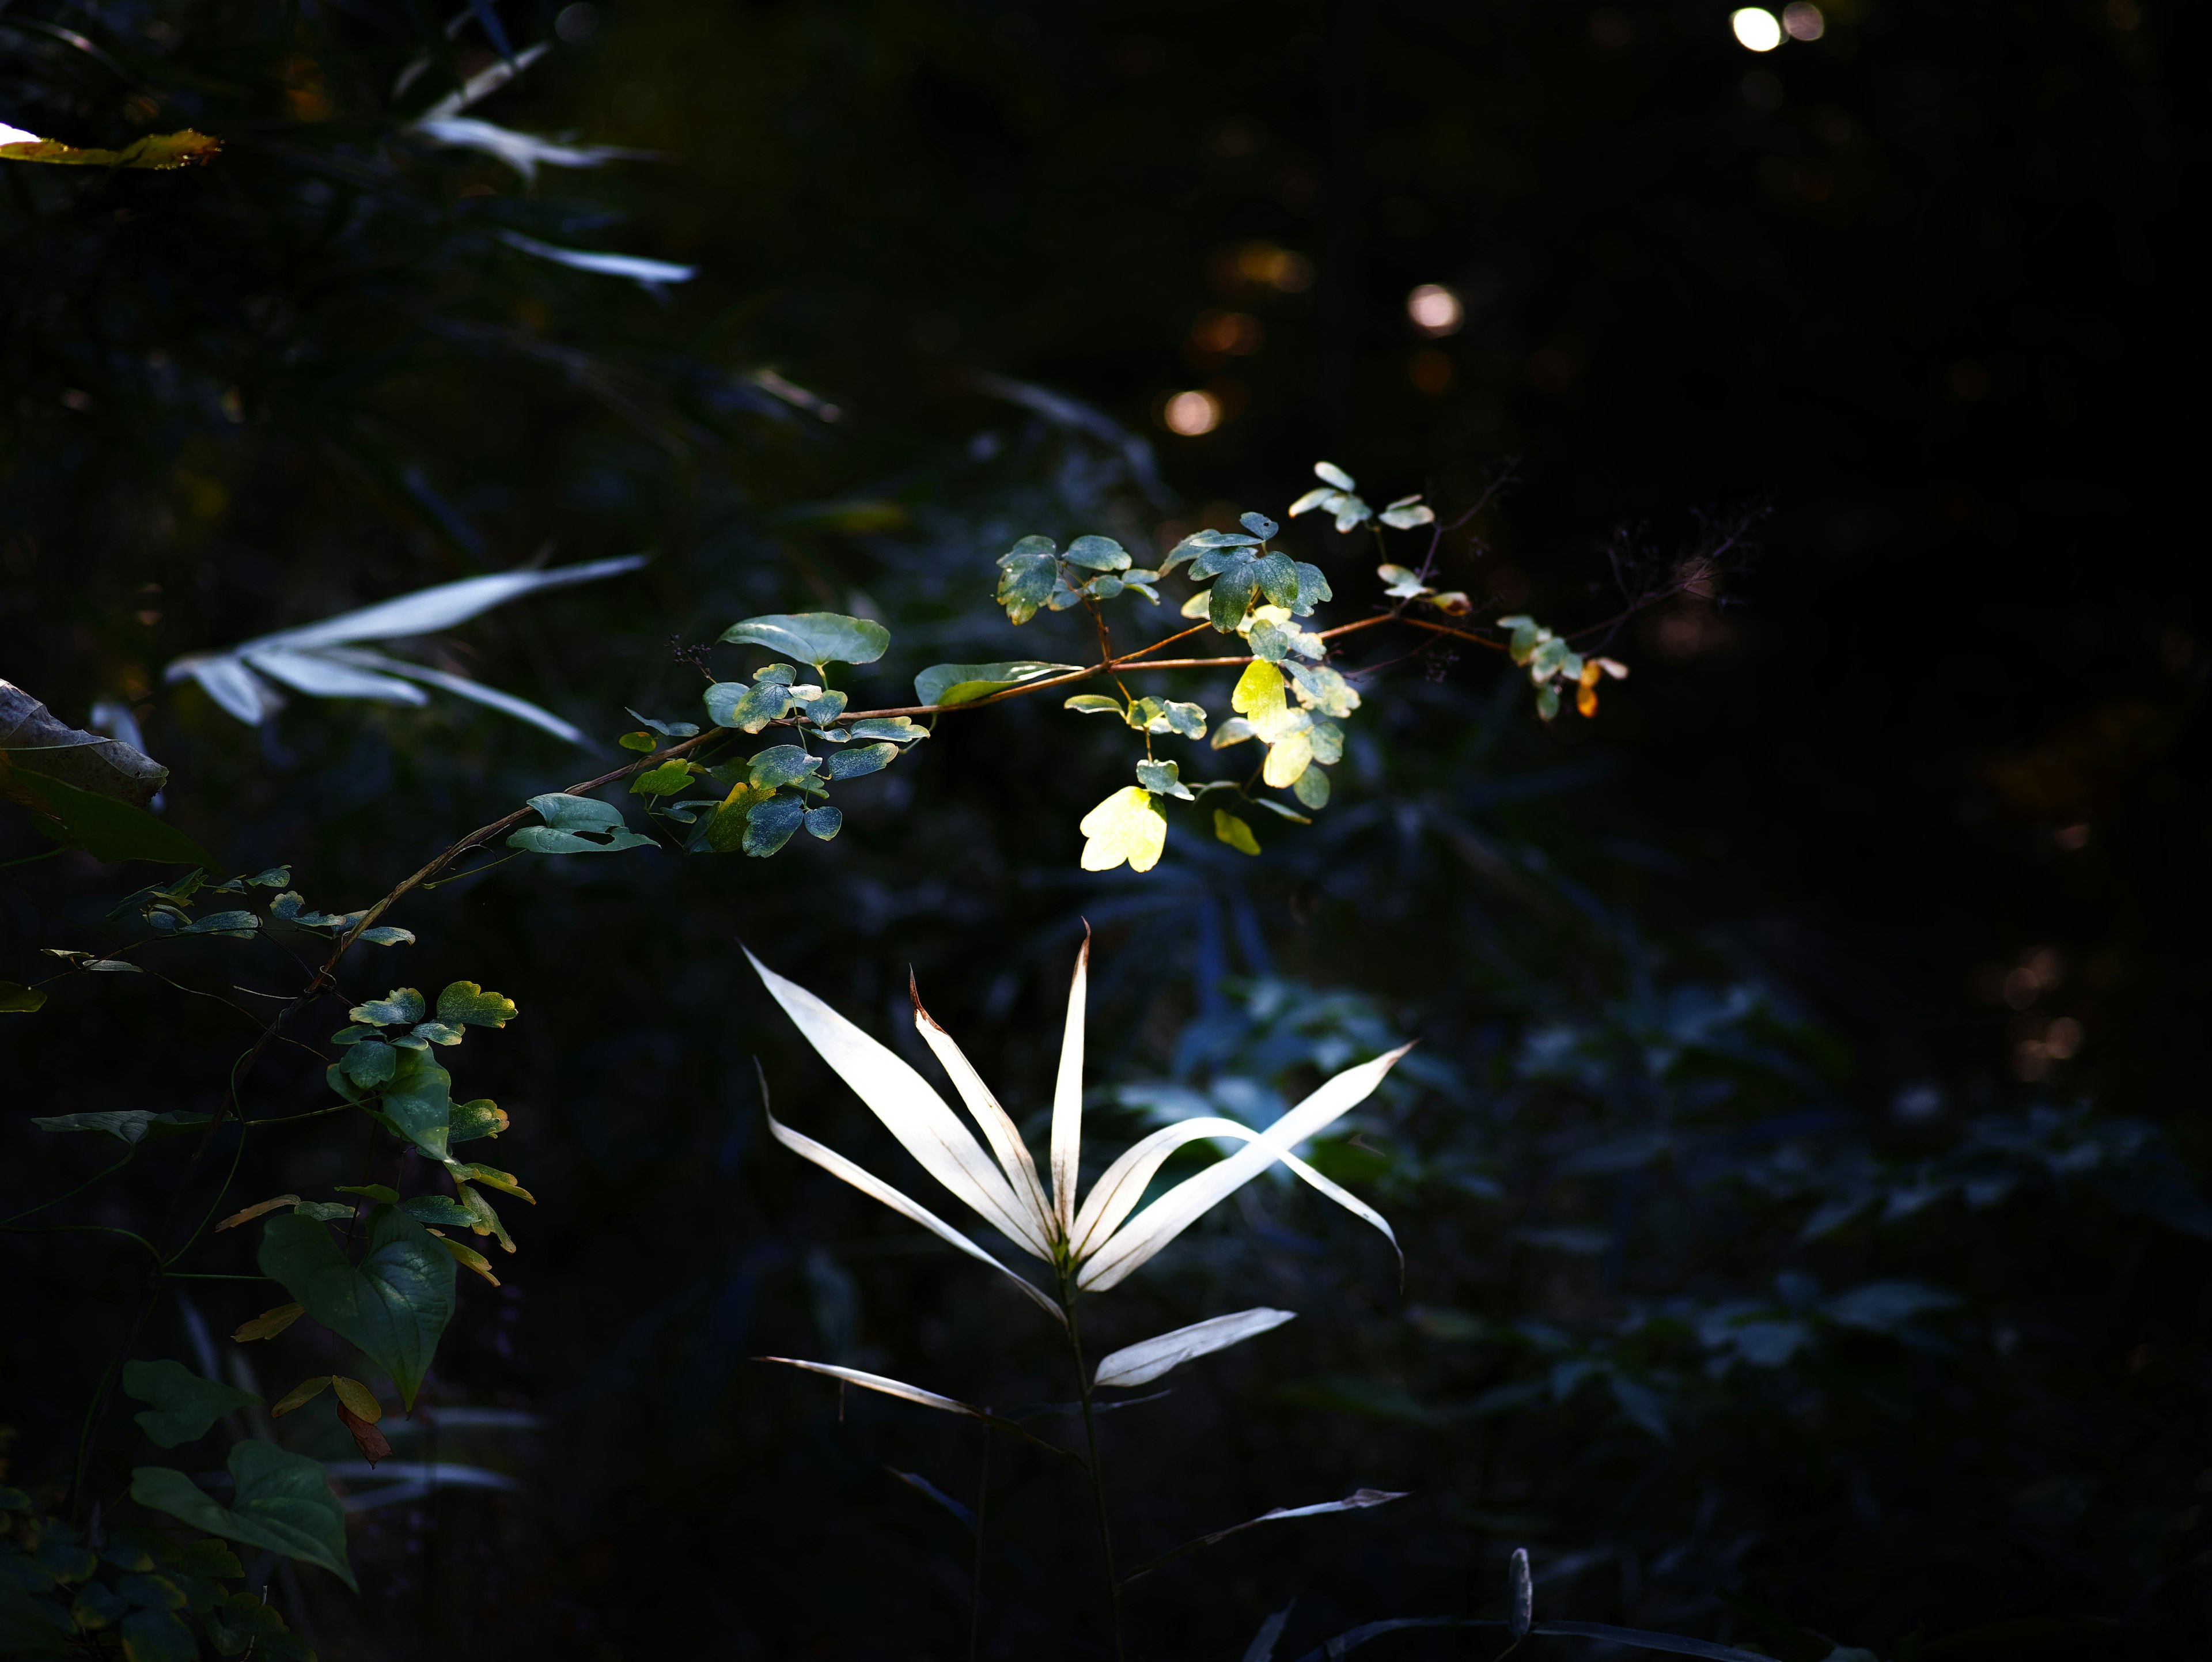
left=762, top=1356, right=984, bottom=1417
left=243, top=648, right=429, bottom=704
left=1093, top=1307, right=1296, bottom=1390
left=887, top=1466, right=977, bottom=1531
left=1244, top=1604, right=1295, bottom=1662
left=762, top=1104, right=1064, bottom=1324
left=417, top=42, right=549, bottom=121
left=1078, top=1047, right=1410, bottom=1290
left=1050, top=929, right=1090, bottom=1239
left=910, top=978, right=1054, bottom=1255
left=1123, top=1488, right=1408, bottom=1582
left=747, top=949, right=1042, bottom=1256
left=316, top=648, right=588, bottom=743
left=499, top=230, right=696, bottom=290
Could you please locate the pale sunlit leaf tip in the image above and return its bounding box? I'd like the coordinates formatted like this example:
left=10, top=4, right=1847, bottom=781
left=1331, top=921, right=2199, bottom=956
left=1092, top=1306, right=1296, bottom=1390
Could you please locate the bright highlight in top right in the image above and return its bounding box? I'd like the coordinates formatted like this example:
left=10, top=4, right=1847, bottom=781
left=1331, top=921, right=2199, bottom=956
left=1732, top=4, right=1824, bottom=51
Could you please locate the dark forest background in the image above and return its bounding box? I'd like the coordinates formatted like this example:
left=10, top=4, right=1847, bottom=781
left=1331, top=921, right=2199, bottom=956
left=3, top=1, right=2207, bottom=1658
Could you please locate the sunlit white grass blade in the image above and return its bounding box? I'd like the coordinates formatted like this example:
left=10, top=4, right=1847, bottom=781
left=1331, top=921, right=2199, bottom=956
left=1092, top=1307, right=1296, bottom=1390
left=747, top=949, right=1046, bottom=1259
left=910, top=978, right=1054, bottom=1255
left=758, top=1357, right=988, bottom=1419
left=259, top=555, right=648, bottom=650
left=1068, top=1118, right=1400, bottom=1278
left=1076, top=1045, right=1412, bottom=1292
left=1050, top=931, right=1089, bottom=1239
left=242, top=648, right=430, bottom=705
left=1123, top=1487, right=1409, bottom=1583
left=498, top=230, right=696, bottom=291
left=763, top=1107, right=1064, bottom=1324
left=418, top=42, right=550, bottom=122
left=316, top=649, right=587, bottom=744
left=411, top=116, right=654, bottom=184
left=171, top=656, right=283, bottom=725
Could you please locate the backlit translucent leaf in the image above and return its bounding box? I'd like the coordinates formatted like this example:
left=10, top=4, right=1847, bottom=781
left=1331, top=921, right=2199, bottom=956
left=1077, top=1047, right=1411, bottom=1289
left=1424, top=590, right=1473, bottom=616
left=1211, top=716, right=1258, bottom=749
left=1232, top=660, right=1288, bottom=734
left=1286, top=661, right=1361, bottom=718
left=231, top=1304, right=305, bottom=1343
left=1159, top=700, right=1209, bottom=738
left=437, top=981, right=516, bottom=1028
left=122, top=1361, right=261, bottom=1448
left=1136, top=760, right=1194, bottom=801
left=0, top=128, right=222, bottom=169
left=1380, top=497, right=1435, bottom=529
left=915, top=661, right=1081, bottom=708
left=1093, top=1307, right=1296, bottom=1389
left=1264, top=726, right=1313, bottom=788
left=759, top=1357, right=989, bottom=1418
left=257, top=1206, right=456, bottom=1410
left=1214, top=810, right=1261, bottom=855
left=270, top=1377, right=333, bottom=1417
left=748, top=951, right=1047, bottom=1255
left=1079, top=787, right=1167, bottom=874
left=718, top=612, right=890, bottom=667
left=1314, top=461, right=1357, bottom=490
left=910, top=986, right=1054, bottom=1254
left=1309, top=721, right=1344, bottom=765
left=1050, top=932, right=1090, bottom=1238
left=130, top=1443, right=354, bottom=1591
left=1292, top=764, right=1331, bottom=809
left=1065, top=694, right=1124, bottom=717
left=330, top=1377, right=381, bottom=1422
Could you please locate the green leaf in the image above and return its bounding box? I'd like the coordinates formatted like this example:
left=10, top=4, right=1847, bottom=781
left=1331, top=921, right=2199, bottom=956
left=1288, top=561, right=1332, bottom=616
left=30, top=1109, right=209, bottom=1145
left=1535, top=681, right=1562, bottom=721
left=704, top=679, right=796, bottom=733
left=339, top=1039, right=397, bottom=1088
left=245, top=866, right=291, bottom=887
left=1063, top=534, right=1133, bottom=571
left=3, top=766, right=214, bottom=866
left=1310, top=720, right=1345, bottom=764
left=825, top=743, right=898, bottom=781
left=204, top=1592, right=313, bottom=1661
left=292, top=1201, right=354, bottom=1222
left=847, top=717, right=930, bottom=744
left=356, top=925, right=416, bottom=949
left=1, top=127, right=223, bottom=169
left=1079, top=786, right=1167, bottom=873
left=1158, top=700, right=1209, bottom=739
left=624, top=707, right=701, bottom=739
left=121, top=1606, right=199, bottom=1662
left=1249, top=797, right=1314, bottom=824
left=1, top=980, right=45, bottom=1013
left=1286, top=661, right=1362, bottom=718
left=257, top=1207, right=455, bottom=1412
left=1064, top=694, right=1123, bottom=717
left=794, top=687, right=849, bottom=724
left=1292, top=765, right=1332, bottom=809
left=448, top=1099, right=507, bottom=1142
left=916, top=661, right=1082, bottom=707
left=1232, top=660, right=1288, bottom=735
left=131, top=1442, right=354, bottom=1592
left=437, top=982, right=516, bottom=1028
left=718, top=612, right=890, bottom=668
left=748, top=744, right=822, bottom=790
left=122, top=1361, right=261, bottom=1449
left=506, top=793, right=657, bottom=854
left=350, top=989, right=425, bottom=1026
left=407, top=1021, right=463, bottom=1046
left=1249, top=620, right=1291, bottom=662
left=618, top=730, right=657, bottom=752
left=1240, top=510, right=1281, bottom=539
left=399, top=1194, right=476, bottom=1228
left=1084, top=573, right=1125, bottom=599
left=628, top=760, right=696, bottom=796
left=1136, top=760, right=1194, bottom=801
left=177, top=910, right=257, bottom=938
left=995, top=535, right=1060, bottom=624
left=804, top=805, right=844, bottom=841
left=744, top=793, right=806, bottom=857
left=376, top=1049, right=456, bottom=1161
left=1213, top=810, right=1262, bottom=855
left=71, top=1579, right=128, bottom=1630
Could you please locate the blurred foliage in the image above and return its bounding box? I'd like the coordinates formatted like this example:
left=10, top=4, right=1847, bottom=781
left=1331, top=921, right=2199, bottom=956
left=2, top=1, right=2206, bottom=1660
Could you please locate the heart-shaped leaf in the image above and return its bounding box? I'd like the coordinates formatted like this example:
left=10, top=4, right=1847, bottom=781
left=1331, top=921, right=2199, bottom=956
left=506, top=793, right=657, bottom=854
left=257, top=1207, right=455, bottom=1411
left=718, top=612, right=890, bottom=667
left=122, top=1361, right=262, bottom=1448
left=131, top=1441, right=353, bottom=1591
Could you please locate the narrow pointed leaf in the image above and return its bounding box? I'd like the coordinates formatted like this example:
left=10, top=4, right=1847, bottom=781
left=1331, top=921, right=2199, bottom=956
left=318, top=648, right=588, bottom=743
left=1077, top=1047, right=1411, bottom=1290
left=1123, top=1488, right=1407, bottom=1582
left=748, top=951, right=1044, bottom=1253
left=241, top=649, right=430, bottom=705
left=762, top=1104, right=1064, bottom=1324
left=887, top=1467, right=978, bottom=1531
left=1051, top=932, right=1089, bottom=1239
left=1245, top=1605, right=1296, bottom=1662
left=911, top=986, right=1054, bottom=1254
left=1093, top=1307, right=1296, bottom=1390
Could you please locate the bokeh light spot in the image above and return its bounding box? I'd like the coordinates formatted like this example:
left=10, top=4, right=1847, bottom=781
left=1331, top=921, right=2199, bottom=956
left=1731, top=8, right=1782, bottom=51
left=1161, top=390, right=1222, bottom=436
left=1782, top=3, right=1825, bottom=41
left=1406, top=283, right=1464, bottom=336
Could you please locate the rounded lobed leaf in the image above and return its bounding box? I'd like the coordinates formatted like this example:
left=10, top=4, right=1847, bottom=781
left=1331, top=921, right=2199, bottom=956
left=718, top=612, right=890, bottom=667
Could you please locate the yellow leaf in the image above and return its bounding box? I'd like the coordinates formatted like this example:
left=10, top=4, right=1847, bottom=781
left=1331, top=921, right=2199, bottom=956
left=1262, top=730, right=1313, bottom=789
left=436, top=1235, right=502, bottom=1286
left=1078, top=787, right=1166, bottom=874
left=214, top=1194, right=301, bottom=1233
left=271, top=1376, right=332, bottom=1417
left=0, top=128, right=222, bottom=170
left=1576, top=683, right=1599, bottom=718
left=450, top=1161, right=535, bottom=1204
left=330, top=1377, right=382, bottom=1422
left=1213, top=809, right=1261, bottom=856
left=232, top=1303, right=305, bottom=1343
left=1230, top=660, right=1287, bottom=736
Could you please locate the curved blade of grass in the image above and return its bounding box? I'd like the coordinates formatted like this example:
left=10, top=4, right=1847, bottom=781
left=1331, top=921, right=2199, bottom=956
left=887, top=1466, right=976, bottom=1531
left=1093, top=1307, right=1297, bottom=1390
left=1075, top=1121, right=1397, bottom=1277
left=1531, top=1622, right=1782, bottom=1662
left=748, top=949, right=1042, bottom=1256
left=1077, top=1046, right=1409, bottom=1292
left=758, top=1358, right=1084, bottom=1463
left=1122, top=1488, right=1408, bottom=1584
left=910, top=977, right=1054, bottom=1257
left=316, top=648, right=588, bottom=744
left=1050, top=930, right=1090, bottom=1240
left=762, top=1106, right=1064, bottom=1326
left=1243, top=1604, right=1295, bottom=1662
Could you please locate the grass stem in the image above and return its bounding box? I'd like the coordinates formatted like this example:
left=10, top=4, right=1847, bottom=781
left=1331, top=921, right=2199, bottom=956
left=1060, top=1276, right=1126, bottom=1662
